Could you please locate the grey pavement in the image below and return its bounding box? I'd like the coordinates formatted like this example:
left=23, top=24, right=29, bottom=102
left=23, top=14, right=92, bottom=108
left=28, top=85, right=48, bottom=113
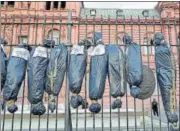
left=1, top=110, right=169, bottom=131
left=1, top=106, right=179, bottom=131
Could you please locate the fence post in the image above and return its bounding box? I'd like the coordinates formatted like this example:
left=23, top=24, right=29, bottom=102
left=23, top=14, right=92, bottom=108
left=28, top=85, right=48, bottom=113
left=64, top=12, right=73, bottom=131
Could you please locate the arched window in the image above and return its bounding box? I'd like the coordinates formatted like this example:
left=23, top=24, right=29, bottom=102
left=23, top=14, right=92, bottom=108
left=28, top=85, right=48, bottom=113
left=142, top=33, right=154, bottom=55
left=19, top=36, right=28, bottom=44
left=48, top=30, right=60, bottom=45
left=143, top=37, right=154, bottom=55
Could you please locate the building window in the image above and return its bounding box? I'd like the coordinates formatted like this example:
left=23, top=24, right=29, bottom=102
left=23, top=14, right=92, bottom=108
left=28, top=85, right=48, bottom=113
left=60, top=1, right=66, bottom=9
left=48, top=30, right=60, bottom=45
left=53, top=1, right=58, bottom=9
left=1, top=1, right=4, bottom=7
left=116, top=9, right=124, bottom=17
left=7, top=1, right=15, bottom=7
left=142, top=10, right=149, bottom=17
left=46, top=1, right=66, bottom=10
left=143, top=37, right=154, bottom=55
left=46, top=1, right=51, bottom=10
left=19, top=36, right=28, bottom=44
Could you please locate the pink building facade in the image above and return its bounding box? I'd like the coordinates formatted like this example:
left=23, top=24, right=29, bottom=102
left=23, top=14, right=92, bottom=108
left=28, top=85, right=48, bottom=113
left=0, top=1, right=179, bottom=110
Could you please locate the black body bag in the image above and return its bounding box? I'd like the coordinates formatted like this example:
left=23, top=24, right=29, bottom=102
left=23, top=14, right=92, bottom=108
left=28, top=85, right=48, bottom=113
left=45, top=44, right=67, bottom=113
left=107, top=44, right=125, bottom=109
left=124, top=34, right=143, bottom=98
left=1, top=38, right=8, bottom=111
left=154, top=33, right=178, bottom=124
left=89, top=32, right=108, bottom=114
left=1, top=37, right=8, bottom=89
left=3, top=43, right=31, bottom=113
left=28, top=40, right=55, bottom=115
left=69, top=44, right=87, bottom=109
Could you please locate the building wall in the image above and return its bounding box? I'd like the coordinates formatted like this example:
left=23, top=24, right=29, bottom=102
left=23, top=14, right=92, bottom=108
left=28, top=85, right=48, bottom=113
left=0, top=1, right=179, bottom=110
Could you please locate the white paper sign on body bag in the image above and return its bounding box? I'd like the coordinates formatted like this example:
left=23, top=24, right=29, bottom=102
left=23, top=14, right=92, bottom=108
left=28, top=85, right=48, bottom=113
left=71, top=45, right=84, bottom=55
left=87, top=44, right=105, bottom=56
left=33, top=46, right=48, bottom=58
left=11, top=47, right=30, bottom=60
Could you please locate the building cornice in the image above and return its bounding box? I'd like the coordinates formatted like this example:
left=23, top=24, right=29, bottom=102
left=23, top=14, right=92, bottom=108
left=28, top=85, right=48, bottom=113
left=1, top=14, right=179, bottom=25
left=78, top=17, right=179, bottom=25
left=155, top=2, right=179, bottom=13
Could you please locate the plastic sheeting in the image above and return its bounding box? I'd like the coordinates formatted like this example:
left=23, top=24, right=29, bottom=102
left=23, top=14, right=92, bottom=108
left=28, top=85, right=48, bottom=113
left=28, top=46, right=49, bottom=115
left=69, top=45, right=87, bottom=109
left=3, top=44, right=31, bottom=113
left=45, top=44, right=67, bottom=112
left=124, top=34, right=143, bottom=98
left=154, top=33, right=178, bottom=124
left=107, top=44, right=125, bottom=109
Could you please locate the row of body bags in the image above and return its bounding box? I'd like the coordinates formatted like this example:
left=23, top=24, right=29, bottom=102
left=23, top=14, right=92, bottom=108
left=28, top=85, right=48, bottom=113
left=0, top=33, right=178, bottom=125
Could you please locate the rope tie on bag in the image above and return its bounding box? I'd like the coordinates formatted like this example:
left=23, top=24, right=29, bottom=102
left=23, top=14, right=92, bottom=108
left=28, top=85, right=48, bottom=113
left=91, top=100, right=98, bottom=104
left=72, top=93, right=77, bottom=97
left=48, top=54, right=57, bottom=113
left=49, top=57, right=58, bottom=92
left=170, top=87, right=178, bottom=128
left=48, top=69, right=56, bottom=112
left=49, top=94, right=55, bottom=103
left=169, top=43, right=178, bottom=130
left=49, top=70, right=55, bottom=103
left=170, top=60, right=178, bottom=129
left=6, top=99, right=15, bottom=107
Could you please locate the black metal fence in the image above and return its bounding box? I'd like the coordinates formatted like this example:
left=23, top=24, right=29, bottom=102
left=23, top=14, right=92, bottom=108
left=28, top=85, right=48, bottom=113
left=0, top=12, right=180, bottom=131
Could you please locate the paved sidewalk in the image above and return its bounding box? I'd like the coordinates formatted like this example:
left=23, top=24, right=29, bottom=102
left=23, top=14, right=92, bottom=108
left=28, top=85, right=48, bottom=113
left=1, top=109, right=168, bottom=131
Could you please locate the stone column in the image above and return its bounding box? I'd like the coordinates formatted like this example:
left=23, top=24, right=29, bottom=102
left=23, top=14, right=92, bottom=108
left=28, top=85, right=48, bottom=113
left=39, top=2, right=45, bottom=10
left=58, top=2, right=61, bottom=10
left=14, top=2, right=19, bottom=8
left=24, top=2, right=28, bottom=9
left=4, top=2, right=8, bottom=8
left=50, top=1, right=53, bottom=10
left=30, top=2, right=35, bottom=10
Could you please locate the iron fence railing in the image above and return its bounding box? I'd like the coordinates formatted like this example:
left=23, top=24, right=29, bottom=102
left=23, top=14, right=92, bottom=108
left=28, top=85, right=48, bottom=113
left=0, top=11, right=180, bottom=131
